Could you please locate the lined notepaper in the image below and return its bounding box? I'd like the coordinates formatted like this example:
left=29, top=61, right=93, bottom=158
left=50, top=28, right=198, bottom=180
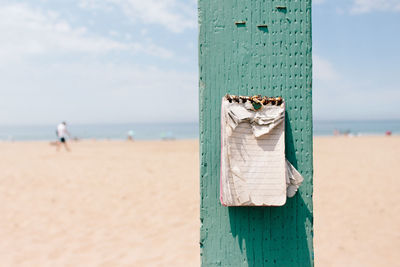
left=220, top=98, right=287, bottom=206
left=226, top=121, right=286, bottom=206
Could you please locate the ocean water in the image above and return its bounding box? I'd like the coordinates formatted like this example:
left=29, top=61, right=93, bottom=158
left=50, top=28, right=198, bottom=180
left=0, top=122, right=199, bottom=141
left=0, top=120, right=398, bottom=141
left=313, top=120, right=400, bottom=136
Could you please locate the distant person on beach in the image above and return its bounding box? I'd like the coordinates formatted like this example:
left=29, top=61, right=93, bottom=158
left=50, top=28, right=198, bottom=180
left=333, top=129, right=340, bottom=136
left=160, top=131, right=175, bottom=141
left=56, top=121, right=71, bottom=151
left=127, top=130, right=135, bottom=141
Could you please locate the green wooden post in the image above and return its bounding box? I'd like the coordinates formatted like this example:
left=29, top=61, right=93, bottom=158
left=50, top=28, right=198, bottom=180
left=199, top=1, right=313, bottom=266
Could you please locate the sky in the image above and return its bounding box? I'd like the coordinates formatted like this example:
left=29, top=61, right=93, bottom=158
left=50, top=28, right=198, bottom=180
left=0, top=0, right=399, bottom=125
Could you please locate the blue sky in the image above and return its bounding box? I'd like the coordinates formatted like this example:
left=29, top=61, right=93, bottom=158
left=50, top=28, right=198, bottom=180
left=0, top=0, right=399, bottom=125
left=313, top=0, right=400, bottom=120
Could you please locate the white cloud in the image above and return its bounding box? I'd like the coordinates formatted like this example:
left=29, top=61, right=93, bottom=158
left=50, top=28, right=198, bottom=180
left=351, top=0, right=400, bottom=14
left=0, top=61, right=198, bottom=124
left=0, top=3, right=173, bottom=61
left=313, top=55, right=340, bottom=82
left=0, top=3, right=196, bottom=125
left=313, top=76, right=400, bottom=120
left=79, top=0, right=196, bottom=33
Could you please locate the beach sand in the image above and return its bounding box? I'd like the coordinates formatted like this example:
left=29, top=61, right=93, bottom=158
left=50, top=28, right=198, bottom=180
left=314, top=136, right=400, bottom=267
left=0, top=137, right=399, bottom=266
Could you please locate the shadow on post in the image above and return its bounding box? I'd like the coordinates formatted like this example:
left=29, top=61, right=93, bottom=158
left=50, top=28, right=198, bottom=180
left=227, top=113, right=313, bottom=266
left=228, top=196, right=312, bottom=266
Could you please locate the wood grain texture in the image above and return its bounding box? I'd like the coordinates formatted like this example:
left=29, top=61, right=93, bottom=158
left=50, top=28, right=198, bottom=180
left=199, top=0, right=313, bottom=266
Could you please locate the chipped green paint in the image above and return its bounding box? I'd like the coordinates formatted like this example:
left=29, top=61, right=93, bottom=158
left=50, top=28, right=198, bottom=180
left=199, top=1, right=313, bottom=266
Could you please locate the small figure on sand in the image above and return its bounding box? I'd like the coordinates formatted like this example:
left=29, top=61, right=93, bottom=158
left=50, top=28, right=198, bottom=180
left=333, top=129, right=340, bottom=136
left=160, top=131, right=175, bottom=141
left=56, top=121, right=71, bottom=151
left=127, top=130, right=135, bottom=141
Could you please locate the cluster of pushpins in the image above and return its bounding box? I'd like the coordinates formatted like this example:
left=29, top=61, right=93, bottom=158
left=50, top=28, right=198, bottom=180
left=225, top=94, right=284, bottom=110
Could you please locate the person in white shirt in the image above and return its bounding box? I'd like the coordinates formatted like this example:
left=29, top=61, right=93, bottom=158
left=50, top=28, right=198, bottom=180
left=56, top=121, right=71, bottom=151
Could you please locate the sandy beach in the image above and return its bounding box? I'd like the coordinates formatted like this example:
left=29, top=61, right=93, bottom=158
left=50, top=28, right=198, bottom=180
left=0, top=137, right=399, bottom=266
